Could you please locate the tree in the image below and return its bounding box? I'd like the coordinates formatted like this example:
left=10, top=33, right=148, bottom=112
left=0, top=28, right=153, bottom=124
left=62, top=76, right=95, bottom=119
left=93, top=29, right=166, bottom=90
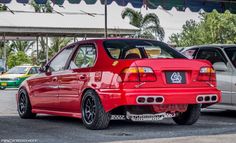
left=169, top=10, right=236, bottom=47
left=10, top=41, right=34, bottom=53
left=0, top=4, right=7, bottom=11
left=30, top=0, right=53, bottom=13
left=7, top=51, right=31, bottom=69
left=49, top=37, right=72, bottom=58
left=121, top=8, right=165, bottom=41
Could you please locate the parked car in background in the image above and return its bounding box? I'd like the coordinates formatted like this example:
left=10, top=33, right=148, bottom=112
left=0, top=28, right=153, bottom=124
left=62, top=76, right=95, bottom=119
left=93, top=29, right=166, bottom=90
left=181, top=44, right=236, bottom=110
left=0, top=65, right=40, bottom=90
left=16, top=39, right=221, bottom=130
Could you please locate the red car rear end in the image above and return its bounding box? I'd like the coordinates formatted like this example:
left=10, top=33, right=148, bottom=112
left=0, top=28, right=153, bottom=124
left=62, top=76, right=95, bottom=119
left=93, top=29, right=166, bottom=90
left=16, top=39, right=221, bottom=130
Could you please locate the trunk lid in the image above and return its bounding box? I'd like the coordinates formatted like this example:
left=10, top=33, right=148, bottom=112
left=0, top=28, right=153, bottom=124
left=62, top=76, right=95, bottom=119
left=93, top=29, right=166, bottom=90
left=132, top=59, right=213, bottom=88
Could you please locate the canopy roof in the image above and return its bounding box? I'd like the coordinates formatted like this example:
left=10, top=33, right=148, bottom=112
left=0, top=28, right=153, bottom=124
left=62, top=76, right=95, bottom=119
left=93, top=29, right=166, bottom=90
left=1, top=0, right=236, bottom=14
left=0, top=11, right=138, bottom=37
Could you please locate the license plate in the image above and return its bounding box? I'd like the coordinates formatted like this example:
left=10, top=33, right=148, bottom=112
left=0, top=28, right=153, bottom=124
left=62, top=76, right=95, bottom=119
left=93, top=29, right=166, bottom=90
left=165, top=71, right=186, bottom=84
left=1, top=82, right=7, bottom=86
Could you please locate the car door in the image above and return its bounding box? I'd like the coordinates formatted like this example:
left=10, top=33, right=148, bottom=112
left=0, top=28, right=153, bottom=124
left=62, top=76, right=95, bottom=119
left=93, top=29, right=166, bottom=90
left=195, top=48, right=232, bottom=105
left=58, top=44, right=97, bottom=113
left=224, top=47, right=236, bottom=105
left=30, top=45, right=75, bottom=110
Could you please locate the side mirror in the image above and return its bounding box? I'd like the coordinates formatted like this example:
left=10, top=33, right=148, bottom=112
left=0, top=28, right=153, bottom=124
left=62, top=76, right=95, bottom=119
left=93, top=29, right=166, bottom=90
left=213, top=62, right=228, bottom=71
left=39, top=65, right=49, bottom=73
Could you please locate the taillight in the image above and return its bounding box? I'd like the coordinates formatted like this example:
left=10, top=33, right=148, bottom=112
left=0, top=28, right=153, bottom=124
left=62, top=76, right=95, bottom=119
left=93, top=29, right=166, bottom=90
left=120, top=67, right=156, bottom=82
left=197, top=67, right=216, bottom=85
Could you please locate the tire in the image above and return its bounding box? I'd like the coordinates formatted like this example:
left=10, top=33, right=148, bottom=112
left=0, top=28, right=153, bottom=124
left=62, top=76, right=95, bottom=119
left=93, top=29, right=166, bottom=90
left=0, top=86, right=6, bottom=90
left=81, top=90, right=111, bottom=130
left=17, top=88, right=36, bottom=119
left=172, top=104, right=200, bottom=125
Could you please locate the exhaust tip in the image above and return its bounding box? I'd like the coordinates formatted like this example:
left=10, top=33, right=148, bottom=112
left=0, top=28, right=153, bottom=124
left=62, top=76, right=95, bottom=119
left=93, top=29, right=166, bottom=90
left=137, top=96, right=164, bottom=104
left=196, top=94, right=218, bottom=103
left=137, top=97, right=145, bottom=103
left=211, top=96, right=217, bottom=101
left=147, top=97, right=154, bottom=103
left=197, top=96, right=204, bottom=102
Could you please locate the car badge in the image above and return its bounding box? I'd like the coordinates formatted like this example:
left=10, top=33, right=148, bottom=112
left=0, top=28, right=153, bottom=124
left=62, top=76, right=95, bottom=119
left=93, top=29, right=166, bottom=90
left=170, top=72, right=182, bottom=83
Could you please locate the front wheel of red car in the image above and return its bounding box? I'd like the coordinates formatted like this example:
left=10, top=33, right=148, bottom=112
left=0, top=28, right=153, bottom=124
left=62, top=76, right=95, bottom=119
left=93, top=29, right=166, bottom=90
left=17, top=89, right=36, bottom=119
left=172, top=104, right=201, bottom=125
left=81, top=90, right=111, bottom=130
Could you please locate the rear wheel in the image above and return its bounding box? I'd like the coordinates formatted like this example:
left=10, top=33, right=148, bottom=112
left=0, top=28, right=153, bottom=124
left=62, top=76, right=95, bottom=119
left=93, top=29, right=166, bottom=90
left=17, top=89, right=36, bottom=119
left=173, top=104, right=200, bottom=125
left=81, top=90, right=111, bottom=130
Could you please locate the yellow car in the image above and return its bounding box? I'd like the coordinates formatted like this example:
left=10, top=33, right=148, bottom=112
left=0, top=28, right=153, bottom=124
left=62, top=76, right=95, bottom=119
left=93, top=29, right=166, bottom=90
left=0, top=65, right=40, bottom=90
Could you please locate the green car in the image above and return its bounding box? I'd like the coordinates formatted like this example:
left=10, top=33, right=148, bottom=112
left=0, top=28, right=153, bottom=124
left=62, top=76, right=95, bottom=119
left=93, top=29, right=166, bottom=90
left=0, top=65, right=40, bottom=90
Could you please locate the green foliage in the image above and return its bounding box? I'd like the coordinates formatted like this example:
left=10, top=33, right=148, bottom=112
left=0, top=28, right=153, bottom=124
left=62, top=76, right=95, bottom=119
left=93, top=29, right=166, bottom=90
left=121, top=8, right=165, bottom=41
left=49, top=37, right=73, bottom=58
left=7, top=52, right=31, bottom=69
left=30, top=0, right=53, bottom=13
left=0, top=4, right=7, bottom=11
left=170, top=10, right=236, bottom=47
left=10, top=41, right=34, bottom=53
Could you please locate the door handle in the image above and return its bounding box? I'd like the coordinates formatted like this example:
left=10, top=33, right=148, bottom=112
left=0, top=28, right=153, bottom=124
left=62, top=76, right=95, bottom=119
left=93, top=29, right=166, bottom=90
left=79, top=74, right=87, bottom=81
left=52, top=77, right=58, bottom=82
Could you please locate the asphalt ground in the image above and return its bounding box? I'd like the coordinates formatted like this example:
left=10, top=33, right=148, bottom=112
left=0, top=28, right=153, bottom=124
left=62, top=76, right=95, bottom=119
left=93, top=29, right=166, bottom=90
left=1, top=89, right=236, bottom=143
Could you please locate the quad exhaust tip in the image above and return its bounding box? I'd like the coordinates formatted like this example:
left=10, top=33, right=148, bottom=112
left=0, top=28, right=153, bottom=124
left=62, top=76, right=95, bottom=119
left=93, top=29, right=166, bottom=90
left=196, top=94, right=218, bottom=103
left=137, top=96, right=164, bottom=104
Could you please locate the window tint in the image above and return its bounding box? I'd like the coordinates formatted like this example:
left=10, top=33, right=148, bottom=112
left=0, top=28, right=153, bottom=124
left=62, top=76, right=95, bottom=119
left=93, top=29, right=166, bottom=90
left=225, top=47, right=236, bottom=68
left=49, top=46, right=74, bottom=72
left=196, top=49, right=227, bottom=65
left=69, top=45, right=96, bottom=69
left=28, top=67, right=39, bottom=74
left=103, top=40, right=186, bottom=59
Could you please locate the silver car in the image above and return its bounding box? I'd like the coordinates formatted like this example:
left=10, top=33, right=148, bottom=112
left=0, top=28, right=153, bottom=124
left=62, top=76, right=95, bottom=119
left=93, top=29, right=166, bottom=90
left=182, top=45, right=236, bottom=110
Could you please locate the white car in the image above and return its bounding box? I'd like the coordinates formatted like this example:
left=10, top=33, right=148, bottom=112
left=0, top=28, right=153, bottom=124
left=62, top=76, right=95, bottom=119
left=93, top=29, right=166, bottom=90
left=182, top=44, right=236, bottom=110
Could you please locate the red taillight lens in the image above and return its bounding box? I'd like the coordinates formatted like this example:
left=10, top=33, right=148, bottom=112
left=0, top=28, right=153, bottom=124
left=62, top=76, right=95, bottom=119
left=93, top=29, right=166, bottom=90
left=197, top=67, right=216, bottom=85
left=120, top=67, right=156, bottom=82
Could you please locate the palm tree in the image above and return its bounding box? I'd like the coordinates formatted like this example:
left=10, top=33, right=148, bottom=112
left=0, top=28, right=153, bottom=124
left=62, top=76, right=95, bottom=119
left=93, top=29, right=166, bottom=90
left=30, top=0, right=53, bottom=13
left=0, top=4, right=7, bottom=11
left=121, top=8, right=165, bottom=41
left=10, top=41, right=35, bottom=53
left=49, top=37, right=72, bottom=58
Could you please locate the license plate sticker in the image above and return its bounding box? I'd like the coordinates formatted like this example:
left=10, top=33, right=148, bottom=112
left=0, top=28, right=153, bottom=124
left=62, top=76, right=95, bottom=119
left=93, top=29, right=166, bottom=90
left=165, top=72, right=186, bottom=84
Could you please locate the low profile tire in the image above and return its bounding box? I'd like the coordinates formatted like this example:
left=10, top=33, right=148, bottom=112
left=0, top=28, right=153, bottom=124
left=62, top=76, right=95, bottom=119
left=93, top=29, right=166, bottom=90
left=173, top=104, right=201, bottom=125
left=81, top=90, right=111, bottom=130
left=17, top=89, right=36, bottom=119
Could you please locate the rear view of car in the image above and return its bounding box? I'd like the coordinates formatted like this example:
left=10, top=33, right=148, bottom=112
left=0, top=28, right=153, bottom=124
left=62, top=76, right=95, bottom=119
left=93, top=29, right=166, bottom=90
left=16, top=39, right=221, bottom=130
left=100, top=40, right=221, bottom=125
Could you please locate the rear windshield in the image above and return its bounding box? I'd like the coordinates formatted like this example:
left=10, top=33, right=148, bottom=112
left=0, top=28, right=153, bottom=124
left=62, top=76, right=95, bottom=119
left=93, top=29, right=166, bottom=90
left=103, top=39, right=186, bottom=59
left=224, top=47, right=236, bottom=68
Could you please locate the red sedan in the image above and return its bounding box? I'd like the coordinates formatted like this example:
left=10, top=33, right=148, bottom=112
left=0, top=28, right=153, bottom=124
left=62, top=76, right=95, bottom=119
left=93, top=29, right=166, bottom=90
left=16, top=39, right=221, bottom=130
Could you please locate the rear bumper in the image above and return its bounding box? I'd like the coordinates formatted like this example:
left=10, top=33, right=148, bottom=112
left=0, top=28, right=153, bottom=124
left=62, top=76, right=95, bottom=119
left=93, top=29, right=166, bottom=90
left=97, top=87, right=221, bottom=112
